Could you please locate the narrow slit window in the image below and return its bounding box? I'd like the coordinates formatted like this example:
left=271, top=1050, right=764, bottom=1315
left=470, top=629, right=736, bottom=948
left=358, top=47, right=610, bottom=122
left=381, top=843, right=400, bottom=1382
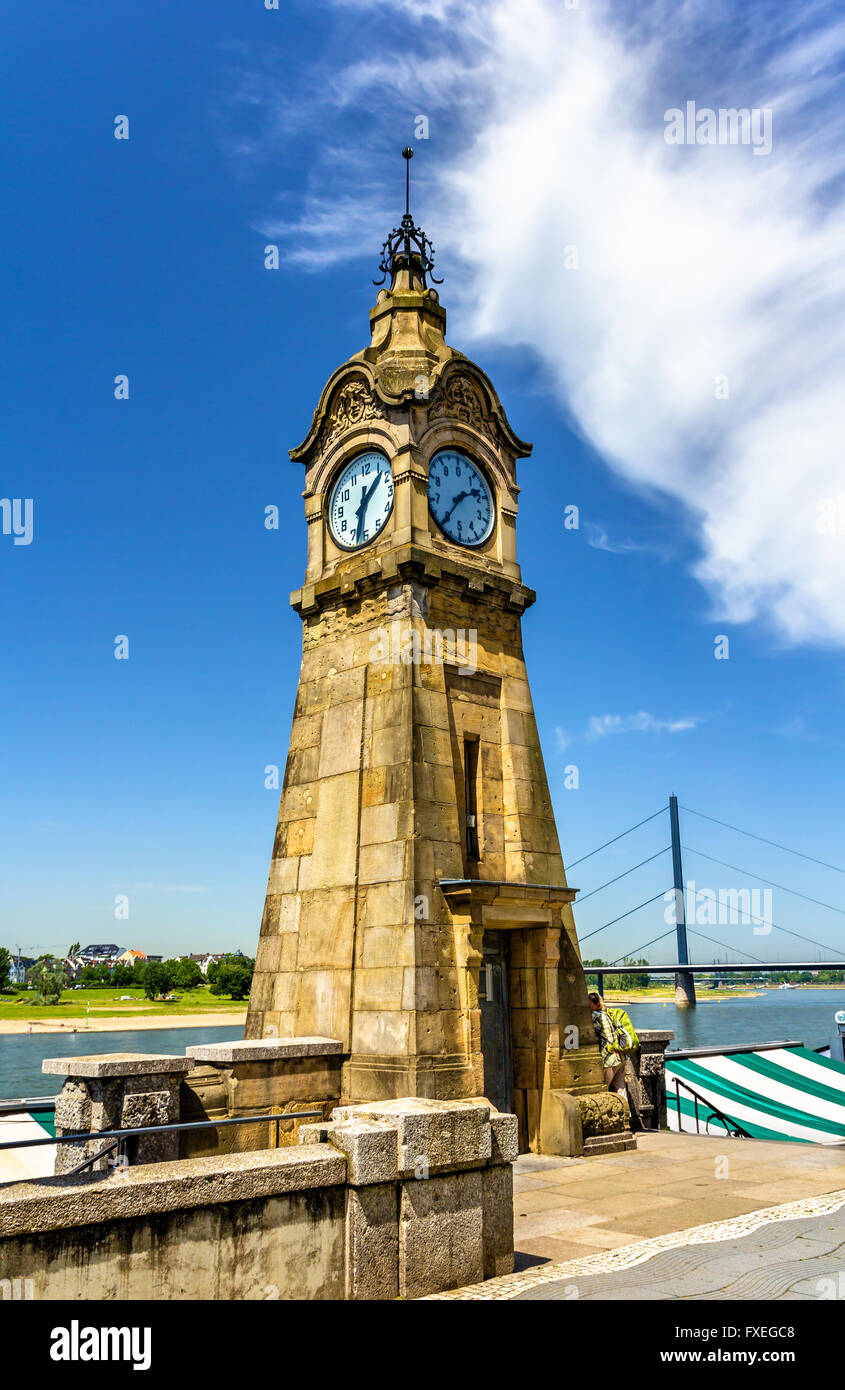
left=464, top=737, right=480, bottom=861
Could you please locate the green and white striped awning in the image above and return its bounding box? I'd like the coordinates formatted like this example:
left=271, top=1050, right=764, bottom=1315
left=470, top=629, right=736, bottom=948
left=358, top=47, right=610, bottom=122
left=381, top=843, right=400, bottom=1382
left=666, top=1045, right=845, bottom=1145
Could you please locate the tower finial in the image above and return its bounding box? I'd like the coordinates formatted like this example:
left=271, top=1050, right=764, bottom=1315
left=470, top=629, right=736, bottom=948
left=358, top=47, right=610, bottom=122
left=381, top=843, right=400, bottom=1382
left=402, top=145, right=413, bottom=217
left=374, top=146, right=442, bottom=290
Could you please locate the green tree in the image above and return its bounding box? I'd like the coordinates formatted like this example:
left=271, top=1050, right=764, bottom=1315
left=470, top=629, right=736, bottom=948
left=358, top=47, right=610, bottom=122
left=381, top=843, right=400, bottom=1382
left=32, top=958, right=66, bottom=1004
left=142, top=961, right=174, bottom=1000
left=171, top=958, right=203, bottom=990
left=68, top=942, right=80, bottom=958
left=208, top=955, right=254, bottom=1000
left=0, top=946, right=11, bottom=991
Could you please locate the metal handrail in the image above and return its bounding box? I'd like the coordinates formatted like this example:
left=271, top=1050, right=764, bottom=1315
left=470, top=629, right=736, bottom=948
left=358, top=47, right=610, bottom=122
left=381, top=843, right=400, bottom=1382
left=0, top=1095, right=57, bottom=1117
left=0, top=1109, right=324, bottom=1153
left=63, top=1141, right=121, bottom=1176
left=671, top=1074, right=750, bottom=1139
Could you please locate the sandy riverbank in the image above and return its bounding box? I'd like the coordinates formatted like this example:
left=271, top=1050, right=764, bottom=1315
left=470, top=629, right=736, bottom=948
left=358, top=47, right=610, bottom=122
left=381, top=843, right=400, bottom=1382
left=605, top=991, right=761, bottom=1004
left=0, top=1011, right=246, bottom=1035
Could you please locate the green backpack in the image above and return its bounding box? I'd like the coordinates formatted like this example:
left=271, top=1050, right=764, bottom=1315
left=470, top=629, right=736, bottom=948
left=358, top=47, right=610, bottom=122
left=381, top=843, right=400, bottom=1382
left=607, top=1006, right=640, bottom=1055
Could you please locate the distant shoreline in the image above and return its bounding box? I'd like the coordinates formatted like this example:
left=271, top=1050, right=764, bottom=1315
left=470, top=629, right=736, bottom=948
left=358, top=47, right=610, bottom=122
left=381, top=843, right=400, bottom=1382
left=0, top=1011, right=246, bottom=1036
left=609, top=991, right=761, bottom=1004
left=611, top=985, right=845, bottom=1005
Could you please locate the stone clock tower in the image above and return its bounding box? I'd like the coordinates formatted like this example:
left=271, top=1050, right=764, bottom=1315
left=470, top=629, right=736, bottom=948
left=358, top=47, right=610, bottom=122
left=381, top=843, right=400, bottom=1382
left=246, top=152, right=629, bottom=1155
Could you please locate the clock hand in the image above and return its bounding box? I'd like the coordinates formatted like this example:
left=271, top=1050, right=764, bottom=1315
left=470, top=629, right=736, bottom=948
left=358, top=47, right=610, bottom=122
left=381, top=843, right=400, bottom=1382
left=355, top=473, right=382, bottom=540
left=442, top=489, right=469, bottom=523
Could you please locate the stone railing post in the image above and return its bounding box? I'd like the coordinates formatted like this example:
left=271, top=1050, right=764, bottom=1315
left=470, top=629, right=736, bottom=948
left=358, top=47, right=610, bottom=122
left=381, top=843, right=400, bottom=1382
left=181, top=1036, right=342, bottom=1157
left=43, top=1053, right=193, bottom=1174
left=626, top=1029, right=675, bottom=1130
left=300, top=1096, right=517, bottom=1300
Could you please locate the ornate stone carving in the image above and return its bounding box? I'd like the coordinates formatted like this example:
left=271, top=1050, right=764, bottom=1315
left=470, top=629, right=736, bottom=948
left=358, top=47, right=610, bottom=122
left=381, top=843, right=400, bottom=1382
left=323, top=376, right=385, bottom=445
left=578, top=1091, right=628, bottom=1138
left=429, top=372, right=496, bottom=443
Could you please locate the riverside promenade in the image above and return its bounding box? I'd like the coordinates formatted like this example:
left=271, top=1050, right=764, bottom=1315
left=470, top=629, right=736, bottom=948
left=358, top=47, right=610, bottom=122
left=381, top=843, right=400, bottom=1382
left=430, top=1130, right=845, bottom=1300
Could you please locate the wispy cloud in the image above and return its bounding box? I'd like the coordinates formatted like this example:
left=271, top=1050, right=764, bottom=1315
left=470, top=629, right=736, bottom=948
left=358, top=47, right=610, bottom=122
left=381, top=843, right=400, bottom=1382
left=584, top=523, right=670, bottom=558
left=585, top=711, right=702, bottom=740
left=556, top=709, right=704, bottom=748
left=226, top=0, right=845, bottom=649
left=773, top=714, right=845, bottom=747
left=133, top=883, right=208, bottom=894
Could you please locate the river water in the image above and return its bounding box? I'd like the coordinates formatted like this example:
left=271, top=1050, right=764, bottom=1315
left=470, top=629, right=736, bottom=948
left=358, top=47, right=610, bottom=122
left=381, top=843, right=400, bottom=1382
left=626, top=987, right=845, bottom=1052
left=0, top=1024, right=243, bottom=1100
left=2, top=990, right=844, bottom=1100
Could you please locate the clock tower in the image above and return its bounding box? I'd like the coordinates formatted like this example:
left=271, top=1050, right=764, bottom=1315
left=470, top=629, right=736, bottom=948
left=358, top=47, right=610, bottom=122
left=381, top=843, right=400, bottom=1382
left=246, top=152, right=630, bottom=1155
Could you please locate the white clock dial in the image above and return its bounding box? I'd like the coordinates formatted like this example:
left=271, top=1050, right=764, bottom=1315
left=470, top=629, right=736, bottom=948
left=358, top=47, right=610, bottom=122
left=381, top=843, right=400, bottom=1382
left=327, top=451, right=394, bottom=550
left=428, top=449, right=495, bottom=547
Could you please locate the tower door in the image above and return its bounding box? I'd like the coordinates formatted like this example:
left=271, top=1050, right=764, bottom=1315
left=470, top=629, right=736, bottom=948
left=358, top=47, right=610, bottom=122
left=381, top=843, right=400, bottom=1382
left=479, top=930, right=513, bottom=1115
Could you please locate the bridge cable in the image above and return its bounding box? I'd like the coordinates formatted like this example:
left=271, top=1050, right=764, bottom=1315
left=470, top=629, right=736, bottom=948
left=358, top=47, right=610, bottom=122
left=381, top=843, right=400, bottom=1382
left=681, top=806, right=845, bottom=877
left=726, top=914, right=843, bottom=960
left=566, top=807, right=666, bottom=870
left=607, top=929, right=677, bottom=966
left=578, top=890, right=669, bottom=943
left=682, top=845, right=845, bottom=917
left=685, top=928, right=767, bottom=964
left=679, top=895, right=841, bottom=959
left=576, top=846, right=671, bottom=903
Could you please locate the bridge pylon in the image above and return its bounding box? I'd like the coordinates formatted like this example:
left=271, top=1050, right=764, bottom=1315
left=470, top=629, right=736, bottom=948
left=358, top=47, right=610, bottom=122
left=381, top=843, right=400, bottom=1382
left=670, top=795, right=697, bottom=1009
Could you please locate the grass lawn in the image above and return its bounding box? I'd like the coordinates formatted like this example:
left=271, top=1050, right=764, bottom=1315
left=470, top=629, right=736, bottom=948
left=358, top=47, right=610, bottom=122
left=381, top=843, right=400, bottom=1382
left=0, top=985, right=246, bottom=1021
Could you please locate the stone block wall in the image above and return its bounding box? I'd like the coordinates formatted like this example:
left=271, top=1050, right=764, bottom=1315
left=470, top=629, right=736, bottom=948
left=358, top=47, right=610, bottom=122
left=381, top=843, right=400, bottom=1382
left=625, top=1029, right=675, bottom=1131
left=44, top=1054, right=193, bottom=1174
left=179, top=1037, right=343, bottom=1159
left=1, top=1097, right=515, bottom=1301
left=44, top=1041, right=343, bottom=1171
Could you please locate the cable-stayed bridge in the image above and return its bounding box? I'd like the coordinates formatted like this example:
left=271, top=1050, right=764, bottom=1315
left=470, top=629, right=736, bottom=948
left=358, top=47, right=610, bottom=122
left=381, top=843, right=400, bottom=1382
left=570, top=796, right=845, bottom=1006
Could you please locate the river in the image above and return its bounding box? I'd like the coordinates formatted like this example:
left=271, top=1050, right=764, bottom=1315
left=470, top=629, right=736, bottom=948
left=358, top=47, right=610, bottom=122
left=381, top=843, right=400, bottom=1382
left=2, top=991, right=845, bottom=1100
left=626, top=986, right=845, bottom=1052
left=0, top=1024, right=243, bottom=1100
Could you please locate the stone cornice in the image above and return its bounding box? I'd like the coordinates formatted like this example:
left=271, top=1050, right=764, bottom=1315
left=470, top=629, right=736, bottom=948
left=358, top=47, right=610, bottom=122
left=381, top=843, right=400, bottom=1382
left=290, top=544, right=536, bottom=619
left=439, top=880, right=577, bottom=909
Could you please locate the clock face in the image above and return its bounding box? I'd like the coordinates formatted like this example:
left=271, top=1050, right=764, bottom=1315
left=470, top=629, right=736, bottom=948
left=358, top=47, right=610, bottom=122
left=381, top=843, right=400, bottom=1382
left=428, top=449, right=495, bottom=547
left=327, top=451, right=394, bottom=550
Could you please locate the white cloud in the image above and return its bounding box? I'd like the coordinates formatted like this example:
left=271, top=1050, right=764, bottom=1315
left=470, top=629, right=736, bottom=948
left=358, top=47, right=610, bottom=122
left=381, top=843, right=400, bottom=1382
left=242, top=0, right=845, bottom=648
left=584, top=523, right=669, bottom=557
left=585, top=711, right=702, bottom=740
left=555, top=709, right=703, bottom=747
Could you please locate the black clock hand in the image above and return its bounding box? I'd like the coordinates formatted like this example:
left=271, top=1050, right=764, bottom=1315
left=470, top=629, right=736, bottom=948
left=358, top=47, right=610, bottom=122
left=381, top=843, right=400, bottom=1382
left=442, top=489, right=469, bottom=523
left=355, top=473, right=381, bottom=540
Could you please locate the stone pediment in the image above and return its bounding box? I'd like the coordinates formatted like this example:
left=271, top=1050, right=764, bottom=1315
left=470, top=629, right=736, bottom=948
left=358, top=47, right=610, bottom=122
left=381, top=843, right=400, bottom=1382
left=290, top=355, right=531, bottom=466
left=290, top=364, right=386, bottom=464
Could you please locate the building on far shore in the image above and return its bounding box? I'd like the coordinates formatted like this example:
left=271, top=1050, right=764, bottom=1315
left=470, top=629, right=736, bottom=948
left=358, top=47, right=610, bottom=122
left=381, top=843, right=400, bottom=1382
left=188, top=952, right=226, bottom=975
left=116, top=948, right=147, bottom=968
left=63, top=945, right=127, bottom=978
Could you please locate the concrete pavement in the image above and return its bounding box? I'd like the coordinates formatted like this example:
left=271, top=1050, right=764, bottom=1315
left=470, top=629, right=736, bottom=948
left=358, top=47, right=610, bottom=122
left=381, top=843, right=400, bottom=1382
left=429, top=1129, right=845, bottom=1299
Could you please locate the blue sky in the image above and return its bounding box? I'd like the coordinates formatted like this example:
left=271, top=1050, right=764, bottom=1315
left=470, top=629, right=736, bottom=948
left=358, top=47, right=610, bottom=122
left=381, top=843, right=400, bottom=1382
left=2, top=0, right=844, bottom=965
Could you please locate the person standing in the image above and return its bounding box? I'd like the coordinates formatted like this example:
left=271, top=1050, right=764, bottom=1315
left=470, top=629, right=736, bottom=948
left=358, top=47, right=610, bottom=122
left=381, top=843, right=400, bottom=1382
left=588, top=990, right=627, bottom=1098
